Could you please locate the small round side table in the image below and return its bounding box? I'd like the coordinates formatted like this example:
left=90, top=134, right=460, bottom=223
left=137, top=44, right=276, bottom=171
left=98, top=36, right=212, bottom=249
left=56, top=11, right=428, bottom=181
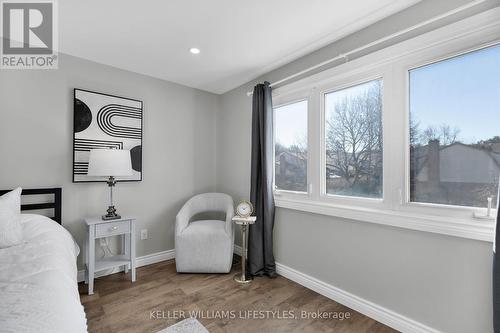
left=232, top=216, right=256, bottom=284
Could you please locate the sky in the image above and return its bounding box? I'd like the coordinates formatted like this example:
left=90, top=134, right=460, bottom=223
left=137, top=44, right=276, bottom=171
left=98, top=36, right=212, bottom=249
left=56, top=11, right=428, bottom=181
left=410, top=44, right=500, bottom=144
left=325, top=79, right=381, bottom=110
left=275, top=100, right=308, bottom=147
left=275, top=44, right=500, bottom=147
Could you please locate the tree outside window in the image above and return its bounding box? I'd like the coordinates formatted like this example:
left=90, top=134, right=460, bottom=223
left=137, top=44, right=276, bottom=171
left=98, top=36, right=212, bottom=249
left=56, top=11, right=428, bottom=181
left=325, top=79, right=383, bottom=198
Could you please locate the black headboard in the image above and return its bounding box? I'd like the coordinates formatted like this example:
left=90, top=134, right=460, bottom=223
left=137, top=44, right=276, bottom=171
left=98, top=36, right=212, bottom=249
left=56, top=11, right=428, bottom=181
left=0, top=188, right=62, bottom=224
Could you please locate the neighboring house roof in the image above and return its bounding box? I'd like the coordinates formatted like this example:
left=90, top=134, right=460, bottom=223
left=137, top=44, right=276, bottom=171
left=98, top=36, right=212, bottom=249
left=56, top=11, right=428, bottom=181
left=415, top=142, right=500, bottom=183
left=276, top=151, right=306, bottom=168
left=414, top=142, right=500, bottom=169
left=459, top=142, right=500, bottom=168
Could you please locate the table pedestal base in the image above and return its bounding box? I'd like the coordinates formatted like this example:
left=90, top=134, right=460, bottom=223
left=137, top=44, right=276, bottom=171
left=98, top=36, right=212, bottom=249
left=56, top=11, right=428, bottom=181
left=234, top=223, right=253, bottom=284
left=233, top=273, right=253, bottom=284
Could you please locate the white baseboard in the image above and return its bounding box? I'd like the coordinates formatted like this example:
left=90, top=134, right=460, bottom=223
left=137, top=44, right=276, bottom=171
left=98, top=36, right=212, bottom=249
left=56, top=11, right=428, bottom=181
left=275, top=262, right=441, bottom=333
left=77, top=249, right=175, bottom=282
left=79, top=245, right=439, bottom=333
left=138, top=248, right=176, bottom=266
left=233, top=245, right=440, bottom=333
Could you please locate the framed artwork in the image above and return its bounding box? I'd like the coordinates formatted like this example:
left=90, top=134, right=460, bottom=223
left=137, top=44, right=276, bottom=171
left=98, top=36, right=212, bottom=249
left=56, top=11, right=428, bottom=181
left=73, top=88, right=143, bottom=182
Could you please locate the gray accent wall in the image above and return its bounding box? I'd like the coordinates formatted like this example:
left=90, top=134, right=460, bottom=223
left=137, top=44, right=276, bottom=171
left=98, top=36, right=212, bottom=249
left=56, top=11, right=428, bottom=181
left=216, top=1, right=499, bottom=332
left=0, top=53, right=219, bottom=269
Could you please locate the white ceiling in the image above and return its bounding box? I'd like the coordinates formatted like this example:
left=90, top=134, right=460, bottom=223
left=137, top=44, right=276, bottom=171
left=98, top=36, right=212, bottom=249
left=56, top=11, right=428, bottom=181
left=60, top=0, right=420, bottom=94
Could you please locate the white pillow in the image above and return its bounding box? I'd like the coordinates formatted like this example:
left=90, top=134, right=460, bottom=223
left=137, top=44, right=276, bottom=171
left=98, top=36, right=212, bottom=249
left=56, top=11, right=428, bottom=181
left=0, top=187, right=23, bottom=248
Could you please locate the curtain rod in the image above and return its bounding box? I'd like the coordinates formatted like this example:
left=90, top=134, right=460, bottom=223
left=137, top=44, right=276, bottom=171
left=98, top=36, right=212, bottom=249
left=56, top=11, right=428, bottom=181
left=246, top=0, right=488, bottom=97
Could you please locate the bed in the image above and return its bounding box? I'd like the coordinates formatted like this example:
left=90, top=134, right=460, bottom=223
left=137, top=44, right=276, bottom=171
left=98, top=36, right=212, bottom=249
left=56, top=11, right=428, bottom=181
left=0, top=188, right=87, bottom=333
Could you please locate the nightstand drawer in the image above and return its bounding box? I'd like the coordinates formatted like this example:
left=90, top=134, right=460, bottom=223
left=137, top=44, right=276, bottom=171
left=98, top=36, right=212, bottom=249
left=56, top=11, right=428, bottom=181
left=95, top=220, right=130, bottom=237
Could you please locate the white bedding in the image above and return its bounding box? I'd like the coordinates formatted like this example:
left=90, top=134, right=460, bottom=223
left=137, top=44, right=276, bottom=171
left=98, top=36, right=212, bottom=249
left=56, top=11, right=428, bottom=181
left=0, top=214, right=87, bottom=333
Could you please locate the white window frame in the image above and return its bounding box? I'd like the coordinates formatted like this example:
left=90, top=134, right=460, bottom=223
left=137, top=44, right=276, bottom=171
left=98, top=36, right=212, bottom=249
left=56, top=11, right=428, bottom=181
left=319, top=74, right=386, bottom=209
left=271, top=8, right=500, bottom=242
left=397, top=41, right=500, bottom=219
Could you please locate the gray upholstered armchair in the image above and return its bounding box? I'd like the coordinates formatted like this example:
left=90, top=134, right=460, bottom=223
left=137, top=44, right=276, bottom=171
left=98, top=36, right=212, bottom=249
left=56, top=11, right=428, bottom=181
left=175, top=193, right=234, bottom=273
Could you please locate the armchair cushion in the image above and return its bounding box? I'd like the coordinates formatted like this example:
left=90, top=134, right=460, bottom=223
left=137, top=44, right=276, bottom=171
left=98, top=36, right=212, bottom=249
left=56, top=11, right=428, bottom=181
left=182, top=220, right=226, bottom=237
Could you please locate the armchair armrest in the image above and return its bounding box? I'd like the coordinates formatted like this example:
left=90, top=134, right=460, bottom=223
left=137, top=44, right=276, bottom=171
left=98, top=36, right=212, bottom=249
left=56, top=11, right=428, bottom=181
left=175, top=202, right=192, bottom=235
left=224, top=204, right=235, bottom=235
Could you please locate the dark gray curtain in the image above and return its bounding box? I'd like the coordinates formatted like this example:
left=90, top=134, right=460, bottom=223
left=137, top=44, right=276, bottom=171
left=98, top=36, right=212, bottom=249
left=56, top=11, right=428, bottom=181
left=494, top=187, right=500, bottom=332
left=247, top=82, right=276, bottom=278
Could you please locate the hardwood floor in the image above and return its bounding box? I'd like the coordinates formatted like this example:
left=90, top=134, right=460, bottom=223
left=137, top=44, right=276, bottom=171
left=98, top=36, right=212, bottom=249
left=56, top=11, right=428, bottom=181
left=79, top=258, right=398, bottom=333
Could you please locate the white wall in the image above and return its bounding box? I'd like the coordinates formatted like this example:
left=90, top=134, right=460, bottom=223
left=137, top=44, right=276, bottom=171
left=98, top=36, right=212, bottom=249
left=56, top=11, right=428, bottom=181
left=0, top=54, right=219, bottom=269
left=216, top=1, right=499, bottom=332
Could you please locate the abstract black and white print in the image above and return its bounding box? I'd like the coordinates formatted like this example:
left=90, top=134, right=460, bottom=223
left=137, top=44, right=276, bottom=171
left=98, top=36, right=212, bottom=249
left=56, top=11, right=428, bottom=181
left=73, top=89, right=143, bottom=182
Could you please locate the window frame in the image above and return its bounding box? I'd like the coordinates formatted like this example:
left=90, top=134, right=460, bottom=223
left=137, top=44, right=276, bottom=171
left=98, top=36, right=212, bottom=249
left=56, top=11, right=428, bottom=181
left=396, top=41, right=500, bottom=221
left=319, top=75, right=386, bottom=207
left=403, top=43, right=500, bottom=213
left=271, top=8, right=500, bottom=242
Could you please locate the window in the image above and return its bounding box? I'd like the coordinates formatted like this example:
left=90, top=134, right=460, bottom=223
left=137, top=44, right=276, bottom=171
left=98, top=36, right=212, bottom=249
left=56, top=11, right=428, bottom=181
left=409, top=45, right=500, bottom=208
left=324, top=79, right=383, bottom=198
left=274, top=100, right=308, bottom=192
left=270, top=11, right=499, bottom=241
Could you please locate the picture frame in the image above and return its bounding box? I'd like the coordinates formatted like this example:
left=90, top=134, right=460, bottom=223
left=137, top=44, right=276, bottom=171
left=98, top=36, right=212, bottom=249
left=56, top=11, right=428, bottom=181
left=73, top=88, right=143, bottom=183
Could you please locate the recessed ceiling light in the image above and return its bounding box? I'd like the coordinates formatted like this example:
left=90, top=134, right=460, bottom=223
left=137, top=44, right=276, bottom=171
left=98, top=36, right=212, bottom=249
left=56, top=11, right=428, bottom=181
left=189, top=48, right=200, bottom=54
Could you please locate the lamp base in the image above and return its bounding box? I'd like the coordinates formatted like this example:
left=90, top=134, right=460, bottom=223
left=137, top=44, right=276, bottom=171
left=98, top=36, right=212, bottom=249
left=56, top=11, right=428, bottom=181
left=101, top=206, right=121, bottom=220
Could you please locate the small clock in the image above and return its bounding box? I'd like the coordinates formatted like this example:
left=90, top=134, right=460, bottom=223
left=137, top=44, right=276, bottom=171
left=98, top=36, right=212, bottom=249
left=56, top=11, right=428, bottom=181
left=236, top=201, right=253, bottom=218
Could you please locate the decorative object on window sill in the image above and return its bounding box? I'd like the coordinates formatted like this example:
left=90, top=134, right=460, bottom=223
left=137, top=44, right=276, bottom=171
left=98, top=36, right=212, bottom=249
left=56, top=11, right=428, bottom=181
left=473, top=197, right=496, bottom=220
left=73, top=88, right=143, bottom=183
left=87, top=149, right=132, bottom=220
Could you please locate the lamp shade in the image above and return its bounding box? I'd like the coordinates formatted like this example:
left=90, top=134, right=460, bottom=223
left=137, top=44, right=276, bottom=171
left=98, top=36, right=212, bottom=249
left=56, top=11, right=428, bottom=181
left=87, top=149, right=133, bottom=177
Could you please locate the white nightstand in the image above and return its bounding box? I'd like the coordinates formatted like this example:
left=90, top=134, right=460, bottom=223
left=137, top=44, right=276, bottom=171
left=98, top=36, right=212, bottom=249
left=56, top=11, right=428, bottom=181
left=85, top=216, right=136, bottom=295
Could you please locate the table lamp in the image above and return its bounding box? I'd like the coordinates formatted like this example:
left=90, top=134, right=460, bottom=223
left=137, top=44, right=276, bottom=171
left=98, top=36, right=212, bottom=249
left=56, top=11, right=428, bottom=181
left=87, top=149, right=132, bottom=220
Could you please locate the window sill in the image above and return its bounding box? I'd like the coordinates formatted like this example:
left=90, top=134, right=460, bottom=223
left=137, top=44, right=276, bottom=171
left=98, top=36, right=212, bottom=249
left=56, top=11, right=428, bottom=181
left=274, top=197, right=494, bottom=242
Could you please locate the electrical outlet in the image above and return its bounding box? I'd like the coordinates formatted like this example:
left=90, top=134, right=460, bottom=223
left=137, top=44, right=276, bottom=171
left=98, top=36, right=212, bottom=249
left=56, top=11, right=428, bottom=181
left=140, top=229, right=148, bottom=240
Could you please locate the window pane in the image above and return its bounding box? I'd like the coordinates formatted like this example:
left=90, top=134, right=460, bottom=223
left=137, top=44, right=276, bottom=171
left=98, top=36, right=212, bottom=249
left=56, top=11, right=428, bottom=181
left=325, top=79, right=383, bottom=198
left=410, top=45, right=500, bottom=208
left=274, top=100, right=308, bottom=192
